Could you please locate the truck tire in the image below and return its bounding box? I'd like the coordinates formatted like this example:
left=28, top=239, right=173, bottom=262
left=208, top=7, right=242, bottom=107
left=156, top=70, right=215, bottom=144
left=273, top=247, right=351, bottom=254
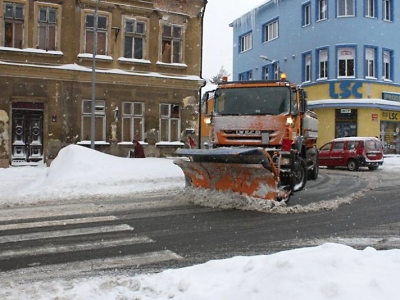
left=308, top=156, right=319, bottom=180
left=292, top=156, right=307, bottom=192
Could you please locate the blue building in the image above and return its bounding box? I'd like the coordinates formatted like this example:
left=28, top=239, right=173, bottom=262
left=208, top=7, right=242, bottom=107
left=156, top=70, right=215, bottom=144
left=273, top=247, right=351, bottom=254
left=231, top=0, right=400, bottom=153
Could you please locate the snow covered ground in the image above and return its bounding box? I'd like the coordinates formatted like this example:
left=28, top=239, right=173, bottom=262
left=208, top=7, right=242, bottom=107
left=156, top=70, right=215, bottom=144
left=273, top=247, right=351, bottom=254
left=0, top=145, right=400, bottom=300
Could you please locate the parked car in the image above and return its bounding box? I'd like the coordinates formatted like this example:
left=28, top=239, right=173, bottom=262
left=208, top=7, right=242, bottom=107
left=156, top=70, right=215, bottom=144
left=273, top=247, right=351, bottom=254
left=319, top=137, right=384, bottom=171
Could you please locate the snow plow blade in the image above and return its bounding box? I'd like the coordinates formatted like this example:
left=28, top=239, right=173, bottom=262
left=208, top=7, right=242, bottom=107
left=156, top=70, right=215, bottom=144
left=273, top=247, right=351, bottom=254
left=174, top=148, right=289, bottom=201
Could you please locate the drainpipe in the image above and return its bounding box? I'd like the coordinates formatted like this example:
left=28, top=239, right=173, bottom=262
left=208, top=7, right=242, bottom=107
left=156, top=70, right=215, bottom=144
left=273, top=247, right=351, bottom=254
left=197, top=0, right=208, bottom=149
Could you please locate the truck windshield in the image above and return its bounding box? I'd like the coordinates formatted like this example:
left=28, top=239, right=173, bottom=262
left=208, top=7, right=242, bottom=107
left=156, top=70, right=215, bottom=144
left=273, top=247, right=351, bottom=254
left=214, top=86, right=291, bottom=115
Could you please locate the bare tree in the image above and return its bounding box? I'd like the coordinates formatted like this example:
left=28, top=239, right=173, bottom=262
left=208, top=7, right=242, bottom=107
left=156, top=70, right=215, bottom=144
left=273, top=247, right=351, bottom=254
left=209, top=66, right=230, bottom=84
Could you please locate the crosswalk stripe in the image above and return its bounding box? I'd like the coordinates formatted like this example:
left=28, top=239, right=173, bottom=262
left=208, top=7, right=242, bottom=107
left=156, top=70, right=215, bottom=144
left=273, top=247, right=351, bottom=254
left=0, top=203, right=97, bottom=222
left=0, top=224, right=133, bottom=244
left=0, top=216, right=117, bottom=231
left=0, top=250, right=183, bottom=282
left=0, top=236, right=154, bottom=259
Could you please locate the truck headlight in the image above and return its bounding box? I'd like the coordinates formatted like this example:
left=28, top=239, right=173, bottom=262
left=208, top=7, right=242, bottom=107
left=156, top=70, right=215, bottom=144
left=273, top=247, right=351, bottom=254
left=280, top=157, right=291, bottom=165
left=286, top=117, right=293, bottom=125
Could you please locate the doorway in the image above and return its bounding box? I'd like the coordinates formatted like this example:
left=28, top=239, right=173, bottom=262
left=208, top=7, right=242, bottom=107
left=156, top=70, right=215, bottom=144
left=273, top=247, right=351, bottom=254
left=11, top=102, right=44, bottom=166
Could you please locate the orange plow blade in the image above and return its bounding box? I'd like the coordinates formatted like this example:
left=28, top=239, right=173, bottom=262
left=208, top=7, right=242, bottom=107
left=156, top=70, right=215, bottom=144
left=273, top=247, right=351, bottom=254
left=174, top=148, right=287, bottom=200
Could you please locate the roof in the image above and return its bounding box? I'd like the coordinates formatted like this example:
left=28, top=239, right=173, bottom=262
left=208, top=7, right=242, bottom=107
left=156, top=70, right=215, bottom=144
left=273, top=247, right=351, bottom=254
left=307, top=98, right=400, bottom=111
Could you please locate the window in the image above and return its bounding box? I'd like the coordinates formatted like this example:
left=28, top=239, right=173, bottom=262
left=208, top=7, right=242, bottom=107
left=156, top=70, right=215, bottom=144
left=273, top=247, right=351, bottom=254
left=81, top=100, right=106, bottom=141
left=338, top=47, right=355, bottom=77
left=239, top=70, right=253, bottom=81
left=383, top=49, right=393, bottom=81
left=160, top=104, right=180, bottom=142
left=262, top=66, right=269, bottom=80
left=317, top=0, right=328, bottom=21
left=318, top=49, right=328, bottom=79
left=383, top=0, right=392, bottom=21
left=161, top=24, right=182, bottom=63
left=365, top=0, right=376, bottom=18
left=124, top=18, right=146, bottom=59
left=4, top=2, right=24, bottom=48
left=337, top=0, right=354, bottom=17
left=302, top=2, right=311, bottom=26
left=239, top=32, right=252, bottom=53
left=37, top=6, right=57, bottom=51
left=122, top=102, right=145, bottom=141
left=263, top=19, right=279, bottom=42
left=365, top=47, right=376, bottom=78
left=303, top=53, right=312, bottom=82
left=85, top=14, right=108, bottom=55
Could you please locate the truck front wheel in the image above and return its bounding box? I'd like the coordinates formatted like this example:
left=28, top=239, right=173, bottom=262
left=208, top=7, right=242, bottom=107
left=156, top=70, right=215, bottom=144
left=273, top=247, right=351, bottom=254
left=292, top=156, right=307, bottom=192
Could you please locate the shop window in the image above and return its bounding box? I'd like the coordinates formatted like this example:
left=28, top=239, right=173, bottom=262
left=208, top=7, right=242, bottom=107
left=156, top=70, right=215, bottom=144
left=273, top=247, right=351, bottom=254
left=302, top=2, right=311, bottom=26
left=85, top=14, right=108, bottom=55
left=122, top=102, right=145, bottom=141
left=239, top=32, right=252, bottom=53
left=124, top=18, right=146, bottom=59
left=160, top=103, right=180, bottom=142
left=335, top=109, right=357, bottom=138
left=161, top=24, right=182, bottom=63
left=82, top=100, right=106, bottom=141
left=4, top=2, right=24, bottom=48
left=337, top=47, right=355, bottom=78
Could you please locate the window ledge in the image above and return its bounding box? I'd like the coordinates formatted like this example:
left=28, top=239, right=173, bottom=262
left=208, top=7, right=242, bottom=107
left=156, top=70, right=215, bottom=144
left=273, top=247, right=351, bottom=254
left=156, top=142, right=185, bottom=147
left=77, top=53, right=113, bottom=61
left=156, top=61, right=187, bottom=69
left=118, top=57, right=151, bottom=65
left=77, top=141, right=110, bottom=145
left=0, top=47, right=63, bottom=57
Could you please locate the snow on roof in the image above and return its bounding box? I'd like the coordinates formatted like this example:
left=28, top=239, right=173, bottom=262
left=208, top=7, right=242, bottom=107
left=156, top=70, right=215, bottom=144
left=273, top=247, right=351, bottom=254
left=308, top=98, right=400, bottom=111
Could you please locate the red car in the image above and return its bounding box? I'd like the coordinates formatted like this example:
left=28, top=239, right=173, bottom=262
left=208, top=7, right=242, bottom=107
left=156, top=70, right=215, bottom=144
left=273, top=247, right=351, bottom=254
left=319, top=137, right=384, bottom=171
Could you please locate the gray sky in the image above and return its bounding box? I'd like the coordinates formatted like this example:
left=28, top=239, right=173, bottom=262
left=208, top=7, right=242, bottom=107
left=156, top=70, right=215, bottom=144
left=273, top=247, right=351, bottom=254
left=202, top=0, right=267, bottom=80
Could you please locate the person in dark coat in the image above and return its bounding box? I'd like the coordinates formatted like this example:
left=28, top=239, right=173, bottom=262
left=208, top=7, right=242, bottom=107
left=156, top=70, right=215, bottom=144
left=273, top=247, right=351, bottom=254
left=130, top=140, right=146, bottom=158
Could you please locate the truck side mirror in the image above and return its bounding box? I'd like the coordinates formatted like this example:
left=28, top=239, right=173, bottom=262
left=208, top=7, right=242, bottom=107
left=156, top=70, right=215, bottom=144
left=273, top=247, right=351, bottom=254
left=202, top=92, right=209, bottom=114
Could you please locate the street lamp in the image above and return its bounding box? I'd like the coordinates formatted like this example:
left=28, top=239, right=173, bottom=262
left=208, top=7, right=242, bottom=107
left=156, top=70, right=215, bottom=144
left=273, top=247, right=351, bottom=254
left=260, top=55, right=280, bottom=79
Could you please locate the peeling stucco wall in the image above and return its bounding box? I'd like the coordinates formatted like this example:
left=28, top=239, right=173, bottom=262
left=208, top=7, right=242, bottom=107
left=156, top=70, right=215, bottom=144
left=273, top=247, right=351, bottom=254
left=0, top=110, right=10, bottom=158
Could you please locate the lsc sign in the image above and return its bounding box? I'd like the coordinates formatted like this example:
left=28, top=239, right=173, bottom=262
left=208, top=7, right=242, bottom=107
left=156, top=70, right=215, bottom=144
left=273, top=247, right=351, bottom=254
left=329, top=81, right=363, bottom=99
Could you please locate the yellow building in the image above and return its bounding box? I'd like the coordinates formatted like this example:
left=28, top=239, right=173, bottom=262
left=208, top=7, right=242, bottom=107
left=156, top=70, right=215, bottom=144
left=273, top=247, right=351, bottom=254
left=306, top=81, right=400, bottom=154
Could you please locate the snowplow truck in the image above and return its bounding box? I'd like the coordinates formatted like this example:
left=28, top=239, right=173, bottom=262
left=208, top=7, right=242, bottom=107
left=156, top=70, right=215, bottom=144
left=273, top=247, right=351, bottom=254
left=174, top=75, right=318, bottom=202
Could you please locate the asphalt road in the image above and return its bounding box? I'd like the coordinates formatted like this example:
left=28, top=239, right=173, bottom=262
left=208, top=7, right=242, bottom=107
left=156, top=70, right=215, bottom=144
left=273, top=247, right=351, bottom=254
left=0, top=168, right=399, bottom=281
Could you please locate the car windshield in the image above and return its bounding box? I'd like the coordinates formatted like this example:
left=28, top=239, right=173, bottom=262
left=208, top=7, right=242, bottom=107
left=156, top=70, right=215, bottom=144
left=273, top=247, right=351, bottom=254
left=214, top=86, right=291, bottom=115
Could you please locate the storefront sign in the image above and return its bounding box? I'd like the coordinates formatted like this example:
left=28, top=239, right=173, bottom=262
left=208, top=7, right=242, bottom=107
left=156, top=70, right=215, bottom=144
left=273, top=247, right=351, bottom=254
left=329, top=81, right=363, bottom=99
left=382, top=92, right=400, bottom=102
left=381, top=110, right=399, bottom=121
left=372, top=113, right=378, bottom=121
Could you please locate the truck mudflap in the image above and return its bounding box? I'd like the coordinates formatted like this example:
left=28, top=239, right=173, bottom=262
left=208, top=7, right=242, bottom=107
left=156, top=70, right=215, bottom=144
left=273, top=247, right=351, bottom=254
left=174, top=148, right=290, bottom=201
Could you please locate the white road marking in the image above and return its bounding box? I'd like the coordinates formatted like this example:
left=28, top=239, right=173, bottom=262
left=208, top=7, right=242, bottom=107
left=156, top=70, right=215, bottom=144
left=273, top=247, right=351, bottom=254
left=0, top=250, right=183, bottom=282
left=0, top=216, right=117, bottom=231
left=0, top=236, right=154, bottom=259
left=0, top=224, right=134, bottom=243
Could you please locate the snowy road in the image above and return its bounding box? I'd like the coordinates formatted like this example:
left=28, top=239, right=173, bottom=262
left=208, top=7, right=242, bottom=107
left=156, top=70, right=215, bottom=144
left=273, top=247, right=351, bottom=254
left=1, top=167, right=400, bottom=282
